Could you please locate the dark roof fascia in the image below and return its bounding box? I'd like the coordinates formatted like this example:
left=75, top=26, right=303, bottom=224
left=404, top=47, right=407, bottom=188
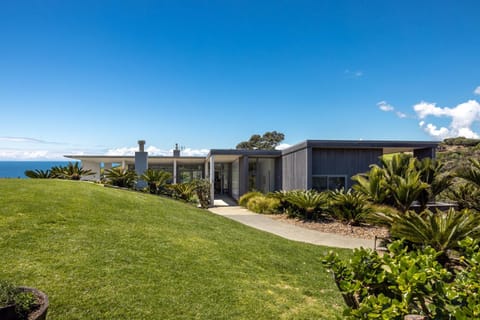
left=64, top=155, right=206, bottom=160
left=207, top=149, right=282, bottom=158
left=281, top=140, right=440, bottom=155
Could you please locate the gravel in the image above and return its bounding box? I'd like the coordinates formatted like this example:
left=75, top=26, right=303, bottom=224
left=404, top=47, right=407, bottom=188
left=266, top=214, right=390, bottom=240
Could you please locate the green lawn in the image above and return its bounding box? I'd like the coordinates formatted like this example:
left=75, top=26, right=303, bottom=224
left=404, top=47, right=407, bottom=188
left=0, top=179, right=350, bottom=319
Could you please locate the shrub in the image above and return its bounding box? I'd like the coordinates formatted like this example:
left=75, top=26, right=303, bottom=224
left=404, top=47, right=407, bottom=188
left=373, top=208, right=480, bottom=264
left=284, top=189, right=327, bottom=220
left=322, top=238, right=480, bottom=319
left=0, top=280, right=38, bottom=319
left=141, top=169, right=172, bottom=194
left=192, top=179, right=211, bottom=209
left=327, top=189, right=372, bottom=226
left=104, top=167, right=137, bottom=188
left=246, top=195, right=280, bottom=214
left=238, top=191, right=263, bottom=207
left=167, top=183, right=196, bottom=202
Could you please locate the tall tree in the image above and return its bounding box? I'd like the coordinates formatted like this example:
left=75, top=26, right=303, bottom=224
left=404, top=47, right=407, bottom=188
left=236, top=131, right=285, bottom=150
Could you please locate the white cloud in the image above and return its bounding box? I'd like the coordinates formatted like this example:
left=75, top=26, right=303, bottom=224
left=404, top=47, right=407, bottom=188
left=344, top=69, right=363, bottom=78
left=0, top=149, right=67, bottom=160
left=377, top=101, right=394, bottom=112
left=0, top=136, right=50, bottom=144
left=474, top=86, right=480, bottom=95
left=413, top=100, right=480, bottom=140
left=396, top=111, right=407, bottom=118
left=105, top=145, right=209, bottom=157
left=275, top=143, right=291, bottom=150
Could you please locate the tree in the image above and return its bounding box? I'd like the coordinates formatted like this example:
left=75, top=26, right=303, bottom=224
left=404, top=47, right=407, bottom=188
left=236, top=131, right=285, bottom=150
left=141, top=169, right=172, bottom=194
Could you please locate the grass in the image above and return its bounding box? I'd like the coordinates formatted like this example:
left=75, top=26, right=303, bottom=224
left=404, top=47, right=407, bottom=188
left=0, top=179, right=350, bottom=319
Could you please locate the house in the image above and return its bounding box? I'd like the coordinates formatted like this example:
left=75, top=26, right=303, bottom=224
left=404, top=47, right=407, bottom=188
left=65, top=139, right=438, bottom=203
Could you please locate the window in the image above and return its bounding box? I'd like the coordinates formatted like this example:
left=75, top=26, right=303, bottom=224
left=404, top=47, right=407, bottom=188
left=312, top=175, right=346, bottom=191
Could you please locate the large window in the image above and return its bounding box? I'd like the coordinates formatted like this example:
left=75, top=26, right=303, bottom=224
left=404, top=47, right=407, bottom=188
left=312, top=175, right=346, bottom=192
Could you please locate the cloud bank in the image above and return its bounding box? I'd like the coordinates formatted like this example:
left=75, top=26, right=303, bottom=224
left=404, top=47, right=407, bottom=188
left=414, top=100, right=480, bottom=140
left=475, top=86, right=480, bottom=95
left=105, top=146, right=210, bottom=157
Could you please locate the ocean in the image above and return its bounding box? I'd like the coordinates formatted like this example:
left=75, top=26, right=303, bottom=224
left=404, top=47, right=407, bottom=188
left=0, top=161, right=73, bottom=178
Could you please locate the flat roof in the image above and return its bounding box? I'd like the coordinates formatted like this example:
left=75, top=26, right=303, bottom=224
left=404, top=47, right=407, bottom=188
left=281, top=140, right=439, bottom=155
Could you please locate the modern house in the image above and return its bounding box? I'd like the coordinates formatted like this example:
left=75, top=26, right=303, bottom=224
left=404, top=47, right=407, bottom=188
left=65, top=139, right=438, bottom=203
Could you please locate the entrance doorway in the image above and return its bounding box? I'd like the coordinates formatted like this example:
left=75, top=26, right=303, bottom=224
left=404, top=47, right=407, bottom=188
left=214, top=163, right=230, bottom=195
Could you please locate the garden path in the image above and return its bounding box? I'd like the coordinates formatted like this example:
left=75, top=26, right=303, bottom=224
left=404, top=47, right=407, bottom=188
left=208, top=205, right=374, bottom=249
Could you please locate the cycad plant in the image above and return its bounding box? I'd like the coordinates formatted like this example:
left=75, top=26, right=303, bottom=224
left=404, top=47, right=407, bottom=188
left=327, top=189, right=372, bottom=226
left=456, top=158, right=480, bottom=188
left=51, top=162, right=94, bottom=180
left=104, top=167, right=137, bottom=188
left=24, top=169, right=53, bottom=179
left=352, top=166, right=389, bottom=204
left=284, top=190, right=327, bottom=220
left=167, top=182, right=196, bottom=202
left=141, top=169, right=172, bottom=194
left=374, top=208, right=480, bottom=255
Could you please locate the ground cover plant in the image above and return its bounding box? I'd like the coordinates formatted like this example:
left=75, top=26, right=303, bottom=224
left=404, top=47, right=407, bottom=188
left=0, top=179, right=350, bottom=319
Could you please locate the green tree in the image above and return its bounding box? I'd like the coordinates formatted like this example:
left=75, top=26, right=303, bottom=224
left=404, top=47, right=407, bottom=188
left=51, top=162, right=94, bottom=180
left=236, top=131, right=285, bottom=150
left=24, top=169, right=53, bottom=179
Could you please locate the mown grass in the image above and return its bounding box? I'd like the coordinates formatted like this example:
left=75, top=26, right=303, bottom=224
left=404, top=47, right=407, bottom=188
left=0, top=179, right=350, bottom=319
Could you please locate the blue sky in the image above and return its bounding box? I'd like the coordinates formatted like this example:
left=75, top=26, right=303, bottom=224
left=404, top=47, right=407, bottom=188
left=1, top=1, right=479, bottom=160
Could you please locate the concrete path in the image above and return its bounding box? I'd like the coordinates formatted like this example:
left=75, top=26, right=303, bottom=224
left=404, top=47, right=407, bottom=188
left=208, top=205, right=374, bottom=249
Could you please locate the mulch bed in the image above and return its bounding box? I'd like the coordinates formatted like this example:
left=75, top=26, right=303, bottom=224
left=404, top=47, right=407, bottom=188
left=266, top=214, right=389, bottom=240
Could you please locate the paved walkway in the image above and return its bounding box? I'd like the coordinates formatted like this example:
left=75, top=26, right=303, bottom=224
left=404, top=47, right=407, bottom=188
left=208, top=205, right=375, bottom=249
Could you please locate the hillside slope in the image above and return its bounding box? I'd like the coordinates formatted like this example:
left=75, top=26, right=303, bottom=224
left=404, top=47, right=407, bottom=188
left=0, top=180, right=347, bottom=319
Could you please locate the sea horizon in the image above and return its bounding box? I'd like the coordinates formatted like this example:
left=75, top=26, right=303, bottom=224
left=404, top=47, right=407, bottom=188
left=0, top=160, right=75, bottom=178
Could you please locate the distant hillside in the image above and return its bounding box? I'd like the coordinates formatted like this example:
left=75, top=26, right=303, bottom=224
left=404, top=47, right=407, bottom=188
left=437, top=137, right=480, bottom=173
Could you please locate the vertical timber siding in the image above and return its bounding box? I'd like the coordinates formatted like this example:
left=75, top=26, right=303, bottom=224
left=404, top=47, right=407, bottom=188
left=311, top=148, right=382, bottom=188
left=282, top=147, right=309, bottom=190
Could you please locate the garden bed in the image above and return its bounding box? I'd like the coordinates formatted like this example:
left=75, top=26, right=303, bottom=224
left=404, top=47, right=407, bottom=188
left=266, top=214, right=389, bottom=240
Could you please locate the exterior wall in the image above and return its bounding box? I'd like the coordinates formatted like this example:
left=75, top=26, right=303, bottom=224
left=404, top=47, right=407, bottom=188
left=275, top=157, right=282, bottom=191
left=413, top=147, right=436, bottom=159
left=239, top=156, right=249, bottom=196
left=231, top=159, right=240, bottom=200
left=282, top=147, right=309, bottom=190
left=311, top=148, right=382, bottom=188
left=81, top=161, right=101, bottom=181
left=135, top=151, right=148, bottom=189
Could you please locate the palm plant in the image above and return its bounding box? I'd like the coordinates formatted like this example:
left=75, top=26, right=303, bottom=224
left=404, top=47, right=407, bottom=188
left=415, top=157, right=453, bottom=211
left=445, top=183, right=480, bottom=211
left=327, top=189, right=372, bottom=226
left=456, top=158, right=480, bottom=188
left=387, top=170, right=429, bottom=213
left=374, top=208, right=480, bottom=255
left=104, top=167, right=137, bottom=188
left=141, top=169, right=172, bottom=194
left=352, top=166, right=389, bottom=204
left=24, top=169, right=52, bottom=179
left=167, top=183, right=196, bottom=202
left=284, top=190, right=327, bottom=220
left=51, top=162, right=94, bottom=180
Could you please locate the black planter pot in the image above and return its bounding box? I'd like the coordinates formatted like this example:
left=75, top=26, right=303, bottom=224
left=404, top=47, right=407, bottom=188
left=0, top=287, right=49, bottom=320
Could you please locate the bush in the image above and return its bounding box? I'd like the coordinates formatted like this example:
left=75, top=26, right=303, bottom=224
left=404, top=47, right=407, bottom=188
left=238, top=191, right=263, bottom=207
left=167, top=183, right=196, bottom=202
left=322, top=238, right=480, bottom=319
left=0, top=280, right=38, bottom=319
left=283, top=189, right=327, bottom=220
left=327, top=189, right=372, bottom=226
left=192, top=179, right=211, bottom=209
left=246, top=195, right=280, bottom=214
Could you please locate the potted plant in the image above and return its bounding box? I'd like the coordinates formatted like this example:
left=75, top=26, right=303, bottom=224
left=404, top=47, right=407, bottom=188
left=0, top=280, right=48, bottom=320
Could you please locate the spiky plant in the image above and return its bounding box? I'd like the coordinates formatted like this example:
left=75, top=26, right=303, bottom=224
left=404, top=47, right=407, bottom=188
left=352, top=166, right=389, bottom=204
left=387, top=170, right=430, bottom=213
left=327, top=189, right=372, bottom=226
left=141, top=169, right=172, bottom=194
left=445, top=183, right=480, bottom=211
left=374, top=208, right=480, bottom=254
left=24, top=169, right=53, bottom=179
left=104, top=167, right=137, bottom=188
left=51, top=162, right=94, bottom=180
left=456, top=158, right=480, bottom=188
left=167, top=183, right=196, bottom=202
left=284, top=189, right=327, bottom=220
